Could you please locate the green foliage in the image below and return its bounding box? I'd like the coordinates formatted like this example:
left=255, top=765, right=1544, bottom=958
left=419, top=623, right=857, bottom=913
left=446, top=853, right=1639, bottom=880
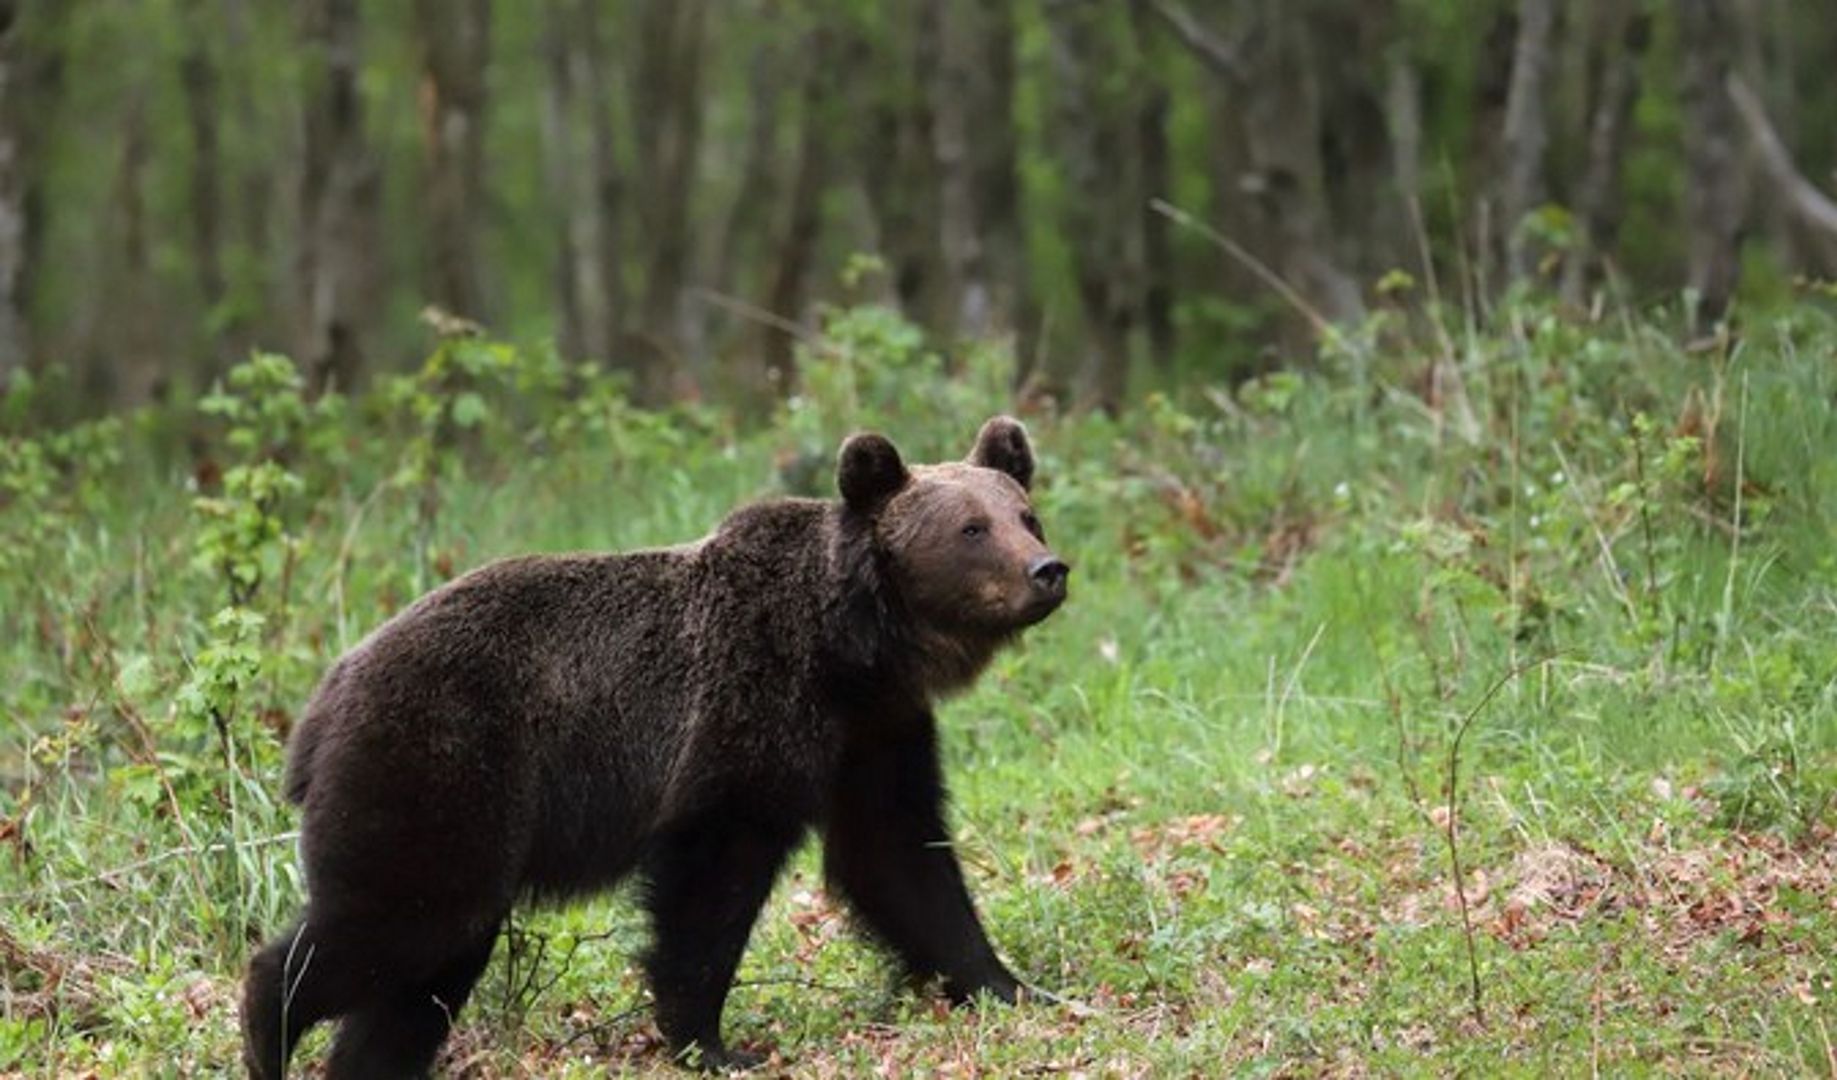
left=191, top=462, right=304, bottom=606
left=779, top=296, right=1013, bottom=473
left=198, top=351, right=345, bottom=466
left=0, top=415, right=123, bottom=573
left=1, top=301, right=1834, bottom=1073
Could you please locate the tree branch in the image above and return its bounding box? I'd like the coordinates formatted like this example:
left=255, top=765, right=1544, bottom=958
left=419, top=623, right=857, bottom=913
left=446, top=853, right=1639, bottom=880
left=1726, top=73, right=1837, bottom=240
left=1147, top=0, right=1242, bottom=81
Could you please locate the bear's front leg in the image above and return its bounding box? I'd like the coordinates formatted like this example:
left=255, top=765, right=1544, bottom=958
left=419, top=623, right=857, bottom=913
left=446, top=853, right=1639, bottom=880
left=642, top=808, right=803, bottom=1071
left=825, top=712, right=1024, bottom=1003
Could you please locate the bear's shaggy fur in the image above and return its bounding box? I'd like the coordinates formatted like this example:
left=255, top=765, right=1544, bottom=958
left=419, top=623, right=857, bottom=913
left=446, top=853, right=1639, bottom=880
left=241, top=416, right=1069, bottom=1077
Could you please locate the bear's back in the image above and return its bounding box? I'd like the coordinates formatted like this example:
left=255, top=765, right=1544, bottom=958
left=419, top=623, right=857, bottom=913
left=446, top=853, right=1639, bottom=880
left=284, top=549, right=697, bottom=805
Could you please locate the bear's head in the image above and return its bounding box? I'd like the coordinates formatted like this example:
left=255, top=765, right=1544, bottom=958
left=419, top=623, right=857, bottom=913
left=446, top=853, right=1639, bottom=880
left=837, top=417, right=1069, bottom=654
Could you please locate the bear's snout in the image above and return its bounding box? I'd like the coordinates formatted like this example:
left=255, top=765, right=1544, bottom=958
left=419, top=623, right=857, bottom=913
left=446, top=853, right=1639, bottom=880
left=1025, top=553, right=1070, bottom=618
left=1028, top=554, right=1070, bottom=592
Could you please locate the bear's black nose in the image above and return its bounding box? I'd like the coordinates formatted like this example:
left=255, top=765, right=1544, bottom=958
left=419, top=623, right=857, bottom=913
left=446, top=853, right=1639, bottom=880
left=1028, top=555, right=1070, bottom=592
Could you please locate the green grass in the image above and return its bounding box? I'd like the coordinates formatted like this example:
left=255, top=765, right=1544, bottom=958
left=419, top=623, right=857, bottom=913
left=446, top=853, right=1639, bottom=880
left=2, top=299, right=1834, bottom=1075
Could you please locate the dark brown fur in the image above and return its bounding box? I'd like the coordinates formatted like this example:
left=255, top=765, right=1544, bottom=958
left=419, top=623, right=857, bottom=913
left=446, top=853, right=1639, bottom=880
left=241, top=417, right=1069, bottom=1077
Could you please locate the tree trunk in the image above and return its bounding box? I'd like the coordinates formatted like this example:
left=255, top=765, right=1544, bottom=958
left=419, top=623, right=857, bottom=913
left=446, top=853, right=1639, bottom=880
left=970, top=2, right=1035, bottom=372
left=1130, top=0, right=1176, bottom=365
left=1386, top=48, right=1422, bottom=245
left=539, top=0, right=582, bottom=360
left=929, top=0, right=1034, bottom=348
left=178, top=0, right=235, bottom=384
left=0, top=0, right=26, bottom=386
left=631, top=0, right=705, bottom=383
left=1677, top=0, right=1745, bottom=326
left=1048, top=1, right=1142, bottom=411
left=760, top=26, right=834, bottom=395
left=299, top=0, right=377, bottom=394
left=91, top=99, right=159, bottom=405
left=861, top=3, right=944, bottom=331
left=931, top=0, right=985, bottom=338
left=414, top=0, right=491, bottom=322
left=713, top=5, right=783, bottom=310
left=0, top=0, right=60, bottom=386
left=180, top=0, right=224, bottom=318
left=1311, top=4, right=1398, bottom=284
left=1151, top=0, right=1365, bottom=332
left=538, top=0, right=617, bottom=362
left=543, top=0, right=624, bottom=363
left=224, top=0, right=275, bottom=352
left=576, top=0, right=623, bottom=356
left=1560, top=7, right=1650, bottom=306
left=1499, top=0, right=1556, bottom=282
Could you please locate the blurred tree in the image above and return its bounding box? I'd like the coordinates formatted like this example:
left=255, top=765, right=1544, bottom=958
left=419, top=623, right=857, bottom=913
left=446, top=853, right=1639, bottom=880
left=711, top=0, right=784, bottom=326
left=631, top=0, right=705, bottom=392
left=1499, top=0, right=1555, bottom=282
left=1727, top=73, right=1837, bottom=271
left=0, top=0, right=27, bottom=385
left=761, top=14, right=840, bottom=394
left=1048, top=0, right=1145, bottom=412
left=8, top=0, right=1837, bottom=415
left=1561, top=3, right=1650, bottom=306
left=1129, top=0, right=1176, bottom=365
left=862, top=2, right=945, bottom=334
left=1153, top=0, right=1365, bottom=329
left=415, top=0, right=492, bottom=324
left=540, top=0, right=621, bottom=363
left=299, top=0, right=378, bottom=394
left=1678, top=0, right=1744, bottom=326
left=179, top=0, right=225, bottom=341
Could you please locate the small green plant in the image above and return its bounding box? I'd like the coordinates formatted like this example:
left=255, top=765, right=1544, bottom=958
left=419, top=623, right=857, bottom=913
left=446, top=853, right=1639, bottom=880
left=198, top=351, right=346, bottom=474
left=381, top=334, right=569, bottom=586
left=191, top=461, right=304, bottom=607
left=191, top=353, right=335, bottom=609
left=0, top=416, right=123, bottom=576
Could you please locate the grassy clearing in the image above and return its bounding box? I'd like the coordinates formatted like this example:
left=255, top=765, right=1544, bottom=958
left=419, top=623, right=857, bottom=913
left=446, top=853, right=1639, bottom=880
left=2, top=298, right=1834, bottom=1076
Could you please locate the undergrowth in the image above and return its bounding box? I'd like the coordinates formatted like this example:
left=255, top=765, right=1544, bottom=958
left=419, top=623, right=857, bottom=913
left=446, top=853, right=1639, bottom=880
left=1, top=294, right=1833, bottom=1075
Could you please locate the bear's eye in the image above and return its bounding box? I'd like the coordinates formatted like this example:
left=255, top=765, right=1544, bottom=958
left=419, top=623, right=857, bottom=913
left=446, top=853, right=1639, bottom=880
left=961, top=522, right=987, bottom=539
left=1021, top=510, right=1042, bottom=537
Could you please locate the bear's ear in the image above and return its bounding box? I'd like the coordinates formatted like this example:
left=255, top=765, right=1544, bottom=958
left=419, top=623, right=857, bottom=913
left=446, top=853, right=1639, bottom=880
left=966, top=415, right=1034, bottom=491
left=837, top=432, right=910, bottom=512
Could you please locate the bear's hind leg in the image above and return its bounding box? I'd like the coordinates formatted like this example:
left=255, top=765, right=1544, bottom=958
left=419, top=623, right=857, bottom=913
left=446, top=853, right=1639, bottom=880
left=243, top=919, right=318, bottom=1080
left=324, top=927, right=498, bottom=1080
left=642, top=809, right=803, bottom=1070
left=242, top=915, right=384, bottom=1080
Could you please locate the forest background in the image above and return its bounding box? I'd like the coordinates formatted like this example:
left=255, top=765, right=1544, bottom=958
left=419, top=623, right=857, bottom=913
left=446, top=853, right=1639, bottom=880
left=3, top=1, right=1837, bottom=1075
left=2, top=0, right=1835, bottom=413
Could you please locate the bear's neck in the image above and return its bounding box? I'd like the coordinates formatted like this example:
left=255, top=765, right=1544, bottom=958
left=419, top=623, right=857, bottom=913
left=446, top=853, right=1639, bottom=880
left=906, top=623, right=1012, bottom=699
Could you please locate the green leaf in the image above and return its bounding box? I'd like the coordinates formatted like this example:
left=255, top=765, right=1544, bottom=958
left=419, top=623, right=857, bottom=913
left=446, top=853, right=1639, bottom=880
left=451, top=391, right=490, bottom=430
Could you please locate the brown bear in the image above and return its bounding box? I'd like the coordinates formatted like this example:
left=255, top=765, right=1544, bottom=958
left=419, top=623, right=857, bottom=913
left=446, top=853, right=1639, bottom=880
left=241, top=416, right=1069, bottom=1077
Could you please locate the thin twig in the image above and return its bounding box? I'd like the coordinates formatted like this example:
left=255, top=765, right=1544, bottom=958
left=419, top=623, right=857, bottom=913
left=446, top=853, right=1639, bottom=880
left=1362, top=616, right=1427, bottom=813
left=553, top=999, right=653, bottom=1053
left=1715, top=368, right=1749, bottom=662
left=1271, top=621, right=1326, bottom=759
left=1148, top=199, right=1337, bottom=339
left=1146, top=0, right=1243, bottom=79
left=1550, top=441, right=1640, bottom=626
left=1443, top=654, right=1557, bottom=1022
left=690, top=287, right=828, bottom=350
left=1628, top=418, right=1661, bottom=606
